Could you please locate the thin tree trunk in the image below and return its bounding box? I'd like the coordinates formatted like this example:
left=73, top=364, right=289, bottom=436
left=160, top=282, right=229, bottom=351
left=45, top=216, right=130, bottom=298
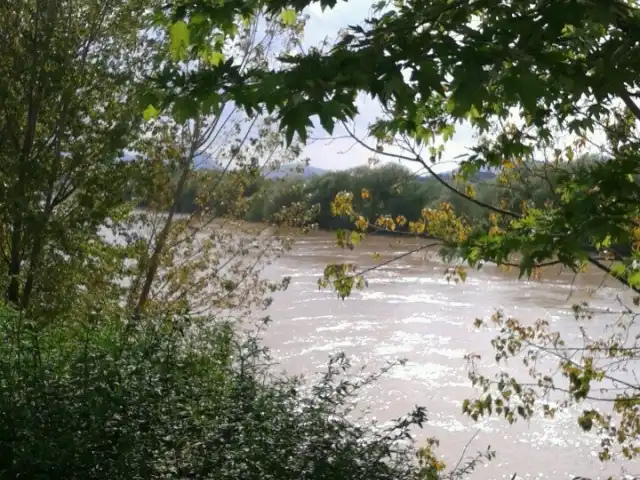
left=132, top=153, right=195, bottom=319
left=7, top=90, right=40, bottom=305
left=6, top=0, right=59, bottom=305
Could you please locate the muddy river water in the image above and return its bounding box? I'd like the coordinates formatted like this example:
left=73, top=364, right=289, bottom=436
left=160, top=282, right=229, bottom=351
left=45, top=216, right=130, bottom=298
left=261, top=232, right=639, bottom=480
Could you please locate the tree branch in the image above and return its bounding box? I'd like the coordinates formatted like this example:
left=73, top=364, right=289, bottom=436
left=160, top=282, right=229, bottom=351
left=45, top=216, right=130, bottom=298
left=588, top=256, right=640, bottom=294
left=406, top=144, right=522, bottom=219
left=620, top=89, right=640, bottom=122
left=353, top=242, right=441, bottom=278
left=341, top=122, right=521, bottom=219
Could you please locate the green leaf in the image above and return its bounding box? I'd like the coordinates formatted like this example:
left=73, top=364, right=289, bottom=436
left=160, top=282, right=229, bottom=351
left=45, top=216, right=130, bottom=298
left=172, top=96, right=199, bottom=123
left=441, top=124, right=455, bottom=141
left=628, top=270, right=640, bottom=287
left=467, top=247, right=481, bottom=264
left=285, top=124, right=295, bottom=147
left=596, top=234, right=612, bottom=249
left=280, top=9, right=297, bottom=26
left=611, top=262, right=626, bottom=277
left=213, top=33, right=225, bottom=47
left=209, top=51, right=225, bottom=67
left=318, top=110, right=335, bottom=134
left=143, top=104, right=159, bottom=121
left=169, top=20, right=190, bottom=60
left=190, top=13, right=207, bottom=25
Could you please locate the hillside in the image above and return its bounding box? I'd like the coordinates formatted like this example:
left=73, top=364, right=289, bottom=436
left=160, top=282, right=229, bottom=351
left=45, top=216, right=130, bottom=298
left=265, top=164, right=327, bottom=178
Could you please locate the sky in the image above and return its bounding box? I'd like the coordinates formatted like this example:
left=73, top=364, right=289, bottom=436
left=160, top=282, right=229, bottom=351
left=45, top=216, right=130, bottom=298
left=297, top=0, right=477, bottom=173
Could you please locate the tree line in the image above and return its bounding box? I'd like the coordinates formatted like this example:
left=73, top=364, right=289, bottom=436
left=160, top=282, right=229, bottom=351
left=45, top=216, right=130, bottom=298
left=164, top=153, right=609, bottom=234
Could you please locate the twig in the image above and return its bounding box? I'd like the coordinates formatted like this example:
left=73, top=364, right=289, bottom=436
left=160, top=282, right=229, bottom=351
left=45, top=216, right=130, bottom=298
left=450, top=429, right=481, bottom=476
left=354, top=242, right=441, bottom=278
left=341, top=121, right=521, bottom=218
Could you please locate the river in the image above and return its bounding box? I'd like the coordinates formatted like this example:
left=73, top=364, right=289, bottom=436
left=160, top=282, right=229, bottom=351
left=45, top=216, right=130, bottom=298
left=261, top=231, right=639, bottom=480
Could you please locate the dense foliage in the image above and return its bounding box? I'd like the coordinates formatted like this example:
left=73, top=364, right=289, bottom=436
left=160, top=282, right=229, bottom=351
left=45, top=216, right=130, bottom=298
left=0, top=304, right=434, bottom=479
left=0, top=0, right=463, bottom=479
left=251, top=0, right=640, bottom=470
left=162, top=155, right=614, bottom=234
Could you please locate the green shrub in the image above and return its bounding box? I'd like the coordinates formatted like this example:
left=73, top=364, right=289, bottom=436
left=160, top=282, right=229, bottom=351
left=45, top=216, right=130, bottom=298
left=0, top=304, right=427, bottom=479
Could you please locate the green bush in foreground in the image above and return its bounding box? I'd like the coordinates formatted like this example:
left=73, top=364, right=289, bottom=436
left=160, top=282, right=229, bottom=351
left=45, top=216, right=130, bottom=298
left=0, top=304, right=436, bottom=480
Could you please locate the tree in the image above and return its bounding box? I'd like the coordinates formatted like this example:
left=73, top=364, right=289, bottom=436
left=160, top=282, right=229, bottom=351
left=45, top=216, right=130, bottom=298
left=0, top=0, right=155, bottom=315
left=123, top=8, right=318, bottom=320
left=9, top=0, right=640, bottom=474
left=175, top=0, right=640, bottom=282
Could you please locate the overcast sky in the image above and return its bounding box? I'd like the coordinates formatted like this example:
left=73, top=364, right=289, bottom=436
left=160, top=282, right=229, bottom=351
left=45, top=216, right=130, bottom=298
left=297, top=0, right=476, bottom=173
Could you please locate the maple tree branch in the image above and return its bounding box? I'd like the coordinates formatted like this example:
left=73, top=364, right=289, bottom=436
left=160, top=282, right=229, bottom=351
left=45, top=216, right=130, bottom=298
left=588, top=256, right=640, bottom=294
left=620, top=90, right=640, bottom=122
left=403, top=142, right=522, bottom=219
left=340, top=121, right=521, bottom=219
left=340, top=119, right=640, bottom=295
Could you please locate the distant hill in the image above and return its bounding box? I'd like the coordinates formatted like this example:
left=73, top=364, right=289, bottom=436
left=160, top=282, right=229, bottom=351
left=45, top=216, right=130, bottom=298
left=263, top=165, right=496, bottom=182
left=190, top=155, right=327, bottom=178
left=265, top=164, right=327, bottom=179
left=432, top=168, right=497, bottom=182
left=123, top=150, right=498, bottom=181
left=196, top=158, right=494, bottom=182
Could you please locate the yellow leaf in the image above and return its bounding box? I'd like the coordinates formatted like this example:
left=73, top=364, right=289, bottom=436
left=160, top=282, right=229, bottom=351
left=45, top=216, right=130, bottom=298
left=464, top=184, right=476, bottom=198
left=280, top=8, right=297, bottom=25
left=361, top=188, right=370, bottom=200
left=355, top=216, right=369, bottom=231
left=209, top=50, right=224, bottom=66
left=566, top=146, right=575, bottom=162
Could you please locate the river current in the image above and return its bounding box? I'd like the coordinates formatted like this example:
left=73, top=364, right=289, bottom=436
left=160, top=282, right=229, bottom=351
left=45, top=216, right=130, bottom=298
left=261, top=232, right=639, bottom=480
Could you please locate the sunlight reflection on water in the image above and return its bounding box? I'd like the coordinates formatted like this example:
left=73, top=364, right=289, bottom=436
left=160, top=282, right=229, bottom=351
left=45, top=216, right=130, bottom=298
left=262, top=233, right=639, bottom=480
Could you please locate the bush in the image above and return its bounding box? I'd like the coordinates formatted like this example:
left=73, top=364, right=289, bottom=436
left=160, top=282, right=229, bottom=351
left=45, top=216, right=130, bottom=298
left=0, top=304, right=428, bottom=479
